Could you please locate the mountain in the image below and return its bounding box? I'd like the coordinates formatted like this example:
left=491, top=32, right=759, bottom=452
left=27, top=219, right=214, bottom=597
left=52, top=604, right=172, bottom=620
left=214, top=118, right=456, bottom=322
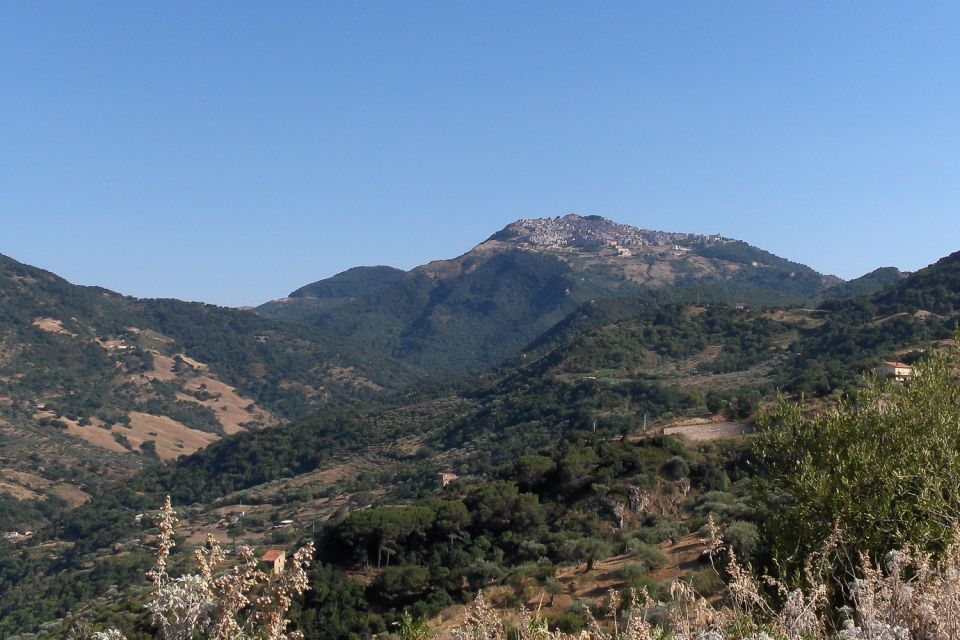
left=869, top=250, right=960, bottom=312
left=0, top=253, right=412, bottom=528
left=0, top=295, right=822, bottom=637
left=820, top=266, right=907, bottom=300
left=259, top=214, right=841, bottom=373
left=258, top=266, right=406, bottom=322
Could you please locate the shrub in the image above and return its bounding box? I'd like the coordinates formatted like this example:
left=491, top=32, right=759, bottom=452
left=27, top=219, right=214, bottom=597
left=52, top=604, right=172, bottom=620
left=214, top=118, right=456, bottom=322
left=659, top=455, right=690, bottom=481
left=552, top=609, right=586, bottom=633
left=636, top=518, right=684, bottom=545
left=724, top=521, right=760, bottom=565
left=690, top=567, right=724, bottom=596
left=625, top=540, right=668, bottom=570
left=618, top=562, right=646, bottom=583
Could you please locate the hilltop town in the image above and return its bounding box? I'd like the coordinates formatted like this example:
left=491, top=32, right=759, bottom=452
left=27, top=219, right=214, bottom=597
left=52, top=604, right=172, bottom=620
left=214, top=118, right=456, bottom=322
left=502, top=214, right=730, bottom=252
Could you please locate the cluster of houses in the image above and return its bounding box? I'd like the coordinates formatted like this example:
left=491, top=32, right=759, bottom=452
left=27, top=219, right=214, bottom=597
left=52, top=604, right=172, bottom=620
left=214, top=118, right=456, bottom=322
left=509, top=214, right=729, bottom=252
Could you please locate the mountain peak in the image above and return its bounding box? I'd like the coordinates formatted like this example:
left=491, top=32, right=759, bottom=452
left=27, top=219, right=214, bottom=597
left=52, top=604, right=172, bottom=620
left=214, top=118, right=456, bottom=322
left=489, top=214, right=728, bottom=251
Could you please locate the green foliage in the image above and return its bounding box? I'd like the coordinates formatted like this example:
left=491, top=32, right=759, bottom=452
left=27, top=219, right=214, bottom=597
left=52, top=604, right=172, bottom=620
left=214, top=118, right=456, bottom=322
left=263, top=230, right=837, bottom=376
left=289, top=266, right=406, bottom=302
left=371, top=565, right=432, bottom=607
left=780, top=252, right=960, bottom=396
left=619, top=562, right=647, bottom=583
left=694, top=240, right=831, bottom=304
left=0, top=494, right=68, bottom=532
left=267, top=250, right=622, bottom=373
left=513, top=455, right=557, bottom=491
left=821, top=266, right=905, bottom=300
left=394, top=610, right=432, bottom=640
left=756, top=339, right=960, bottom=568
left=723, top=521, right=761, bottom=565
left=690, top=568, right=725, bottom=597
left=659, top=456, right=690, bottom=481
left=553, top=608, right=588, bottom=633
left=5, top=246, right=959, bottom=637
left=625, top=541, right=668, bottom=570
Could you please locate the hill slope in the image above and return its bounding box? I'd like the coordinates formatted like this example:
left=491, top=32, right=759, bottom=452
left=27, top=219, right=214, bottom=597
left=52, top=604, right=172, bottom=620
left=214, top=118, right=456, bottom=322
left=820, top=266, right=907, bottom=300
left=0, top=253, right=412, bottom=525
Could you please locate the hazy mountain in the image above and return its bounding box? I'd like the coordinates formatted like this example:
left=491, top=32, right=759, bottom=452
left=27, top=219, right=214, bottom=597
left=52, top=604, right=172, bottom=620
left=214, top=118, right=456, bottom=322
left=259, top=214, right=841, bottom=372
left=821, top=266, right=907, bottom=300
left=258, top=265, right=406, bottom=321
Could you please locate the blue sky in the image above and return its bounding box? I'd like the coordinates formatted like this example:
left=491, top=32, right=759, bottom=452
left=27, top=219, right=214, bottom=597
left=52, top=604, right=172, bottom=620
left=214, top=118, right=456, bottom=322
left=1, top=2, right=958, bottom=306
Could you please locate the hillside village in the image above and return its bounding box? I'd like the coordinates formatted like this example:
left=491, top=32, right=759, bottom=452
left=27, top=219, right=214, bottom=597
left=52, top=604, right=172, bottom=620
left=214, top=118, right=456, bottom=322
left=507, top=214, right=729, bottom=251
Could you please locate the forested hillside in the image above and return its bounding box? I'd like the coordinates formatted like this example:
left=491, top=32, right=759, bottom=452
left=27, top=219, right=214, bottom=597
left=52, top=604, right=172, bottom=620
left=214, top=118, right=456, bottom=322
left=0, top=253, right=413, bottom=529
left=776, top=250, right=960, bottom=395
left=820, top=265, right=906, bottom=300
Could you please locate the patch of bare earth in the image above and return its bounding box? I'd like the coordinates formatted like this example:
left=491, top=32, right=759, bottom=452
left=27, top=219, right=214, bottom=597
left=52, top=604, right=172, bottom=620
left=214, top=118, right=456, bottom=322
left=126, top=412, right=218, bottom=459
left=49, top=483, right=90, bottom=506
left=0, top=481, right=42, bottom=500
left=0, top=469, right=90, bottom=505
left=178, top=376, right=276, bottom=435
left=61, top=417, right=128, bottom=455
left=32, top=317, right=75, bottom=336
left=663, top=420, right=752, bottom=441
left=139, top=329, right=174, bottom=344
left=870, top=312, right=921, bottom=326
left=763, top=309, right=824, bottom=328
left=62, top=412, right=217, bottom=460
left=1, top=469, right=52, bottom=490
left=145, top=353, right=178, bottom=381
left=176, top=353, right=208, bottom=370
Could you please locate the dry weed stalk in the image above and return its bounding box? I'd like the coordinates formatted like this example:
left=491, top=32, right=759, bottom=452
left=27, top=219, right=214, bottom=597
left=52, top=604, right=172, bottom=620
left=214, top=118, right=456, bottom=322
left=456, top=584, right=662, bottom=640
left=101, top=496, right=313, bottom=640
left=452, top=590, right=505, bottom=640
left=453, top=520, right=960, bottom=640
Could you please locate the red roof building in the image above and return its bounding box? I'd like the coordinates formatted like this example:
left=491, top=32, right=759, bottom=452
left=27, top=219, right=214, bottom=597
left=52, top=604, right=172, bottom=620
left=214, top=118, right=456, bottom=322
left=261, top=549, right=285, bottom=575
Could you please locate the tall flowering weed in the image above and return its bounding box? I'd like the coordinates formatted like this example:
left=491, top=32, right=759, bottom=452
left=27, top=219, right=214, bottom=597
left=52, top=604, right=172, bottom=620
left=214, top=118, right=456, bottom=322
left=453, top=519, right=960, bottom=640
left=101, top=496, right=313, bottom=640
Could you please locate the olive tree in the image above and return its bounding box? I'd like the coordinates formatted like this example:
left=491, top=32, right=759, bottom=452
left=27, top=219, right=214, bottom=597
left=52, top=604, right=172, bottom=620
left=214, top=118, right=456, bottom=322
left=755, top=334, right=960, bottom=570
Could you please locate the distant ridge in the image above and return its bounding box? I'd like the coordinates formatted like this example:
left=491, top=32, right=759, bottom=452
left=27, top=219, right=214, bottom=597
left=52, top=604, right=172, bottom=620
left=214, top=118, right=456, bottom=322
left=822, top=266, right=907, bottom=300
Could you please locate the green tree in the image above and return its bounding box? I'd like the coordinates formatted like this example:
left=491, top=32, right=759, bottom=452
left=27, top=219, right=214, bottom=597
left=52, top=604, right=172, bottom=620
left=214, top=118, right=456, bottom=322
left=513, top=455, right=556, bottom=490
left=755, top=336, right=960, bottom=570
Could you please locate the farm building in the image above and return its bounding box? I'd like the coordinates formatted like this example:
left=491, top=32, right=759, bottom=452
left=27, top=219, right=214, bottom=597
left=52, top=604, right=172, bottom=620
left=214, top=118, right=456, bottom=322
left=261, top=549, right=285, bottom=576
left=876, top=361, right=913, bottom=381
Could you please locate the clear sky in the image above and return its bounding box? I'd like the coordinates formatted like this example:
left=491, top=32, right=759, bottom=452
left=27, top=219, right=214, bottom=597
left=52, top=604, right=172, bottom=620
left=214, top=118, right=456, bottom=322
left=1, top=2, right=958, bottom=307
